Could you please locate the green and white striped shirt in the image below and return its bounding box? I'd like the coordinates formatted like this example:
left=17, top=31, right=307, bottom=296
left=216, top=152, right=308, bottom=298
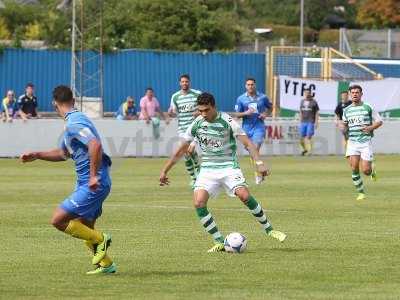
left=184, top=112, right=246, bottom=169
left=170, top=89, right=201, bottom=134
left=342, top=102, right=381, bottom=143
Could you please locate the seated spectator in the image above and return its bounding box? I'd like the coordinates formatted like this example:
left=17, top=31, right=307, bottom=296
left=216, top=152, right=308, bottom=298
left=139, top=87, right=169, bottom=139
left=1, top=90, right=18, bottom=122
left=116, top=96, right=138, bottom=120
left=18, top=83, right=38, bottom=120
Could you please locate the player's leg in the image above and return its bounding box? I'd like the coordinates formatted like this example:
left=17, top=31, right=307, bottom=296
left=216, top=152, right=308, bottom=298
left=179, top=135, right=198, bottom=186
left=194, top=189, right=225, bottom=252
left=58, top=184, right=112, bottom=264
left=51, top=207, right=104, bottom=244
left=193, top=170, right=225, bottom=252
left=235, top=186, right=286, bottom=242
left=252, top=129, right=266, bottom=184
left=245, top=130, right=257, bottom=173
left=81, top=218, right=116, bottom=275
left=189, top=145, right=200, bottom=176
left=360, top=142, right=376, bottom=181
left=305, top=122, right=315, bottom=155
left=348, top=155, right=365, bottom=200
left=299, top=122, right=308, bottom=155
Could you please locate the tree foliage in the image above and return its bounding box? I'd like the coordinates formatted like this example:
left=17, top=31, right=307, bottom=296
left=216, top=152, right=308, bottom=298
left=0, top=0, right=396, bottom=51
left=356, top=0, right=400, bottom=28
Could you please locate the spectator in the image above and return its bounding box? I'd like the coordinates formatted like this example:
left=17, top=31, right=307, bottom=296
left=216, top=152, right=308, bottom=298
left=18, top=83, right=38, bottom=120
left=299, top=88, right=319, bottom=156
left=139, top=88, right=169, bottom=139
left=115, top=96, right=138, bottom=120
left=1, top=90, right=18, bottom=122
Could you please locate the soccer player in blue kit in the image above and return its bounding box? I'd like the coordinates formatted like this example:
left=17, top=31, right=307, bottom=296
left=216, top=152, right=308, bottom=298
left=235, top=78, right=272, bottom=184
left=20, top=86, right=115, bottom=275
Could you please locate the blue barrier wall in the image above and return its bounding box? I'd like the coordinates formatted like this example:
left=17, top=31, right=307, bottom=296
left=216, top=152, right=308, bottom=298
left=0, top=49, right=70, bottom=111
left=0, top=49, right=265, bottom=112
left=103, top=50, right=265, bottom=112
left=2, top=48, right=399, bottom=113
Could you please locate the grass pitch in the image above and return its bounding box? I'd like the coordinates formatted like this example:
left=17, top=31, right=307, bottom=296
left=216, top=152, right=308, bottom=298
left=1, top=155, right=399, bottom=299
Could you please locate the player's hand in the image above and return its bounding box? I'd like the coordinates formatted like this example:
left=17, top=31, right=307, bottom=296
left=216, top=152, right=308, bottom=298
left=245, top=107, right=256, bottom=115
left=187, top=143, right=195, bottom=155
left=258, top=112, right=267, bottom=120
left=20, top=152, right=37, bottom=163
left=362, top=125, right=373, bottom=133
left=256, top=163, right=270, bottom=178
left=338, top=121, right=346, bottom=131
left=89, top=176, right=99, bottom=191
left=159, top=172, right=170, bottom=186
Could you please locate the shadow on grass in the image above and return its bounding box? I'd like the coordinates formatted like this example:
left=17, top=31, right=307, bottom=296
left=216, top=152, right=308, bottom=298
left=267, top=247, right=331, bottom=252
left=119, top=270, right=213, bottom=278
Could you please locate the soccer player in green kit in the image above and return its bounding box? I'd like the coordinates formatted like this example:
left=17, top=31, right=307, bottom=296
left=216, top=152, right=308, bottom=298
left=161, top=92, right=286, bottom=252
left=169, top=74, right=202, bottom=187
left=342, top=85, right=383, bottom=201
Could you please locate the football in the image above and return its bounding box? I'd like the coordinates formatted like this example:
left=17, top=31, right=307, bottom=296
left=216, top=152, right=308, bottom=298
left=224, top=232, right=247, bottom=253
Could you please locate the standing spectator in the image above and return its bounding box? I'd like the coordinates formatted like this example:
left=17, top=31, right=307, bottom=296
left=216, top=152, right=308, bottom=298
left=334, top=90, right=352, bottom=151
left=299, top=88, right=319, bottom=156
left=1, top=90, right=18, bottom=122
left=234, top=77, right=272, bottom=184
left=18, top=83, right=38, bottom=120
left=115, top=96, right=138, bottom=120
left=139, top=88, right=169, bottom=138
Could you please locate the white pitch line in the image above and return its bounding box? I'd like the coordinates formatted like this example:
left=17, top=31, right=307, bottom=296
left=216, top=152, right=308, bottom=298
left=0, top=202, right=291, bottom=213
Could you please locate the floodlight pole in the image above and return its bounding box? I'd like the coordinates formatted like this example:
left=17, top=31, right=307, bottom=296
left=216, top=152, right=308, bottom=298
left=254, top=37, right=259, bottom=52
left=300, top=0, right=304, bottom=53
left=71, top=0, right=104, bottom=116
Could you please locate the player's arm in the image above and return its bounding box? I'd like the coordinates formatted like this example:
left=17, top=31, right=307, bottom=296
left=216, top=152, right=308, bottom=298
left=237, top=134, right=270, bottom=177
left=258, top=95, right=272, bottom=120
left=20, top=148, right=69, bottom=163
left=168, top=96, right=177, bottom=117
left=87, top=139, right=103, bottom=191
left=314, top=101, right=320, bottom=128
left=363, top=110, right=383, bottom=133
left=334, top=104, right=340, bottom=126
left=234, top=110, right=254, bottom=118
left=159, top=142, right=190, bottom=186
left=340, top=110, right=349, bottom=132
left=315, top=111, right=320, bottom=128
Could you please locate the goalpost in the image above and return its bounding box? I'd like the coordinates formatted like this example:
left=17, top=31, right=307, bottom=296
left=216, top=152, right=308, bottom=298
left=267, top=46, right=382, bottom=118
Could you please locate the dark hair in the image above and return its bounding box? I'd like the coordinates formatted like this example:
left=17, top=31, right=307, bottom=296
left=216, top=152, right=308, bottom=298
left=349, top=85, right=362, bottom=92
left=197, top=92, right=215, bottom=107
left=340, top=90, right=349, bottom=94
left=53, top=85, right=73, bottom=103
left=145, top=87, right=153, bottom=92
left=26, top=83, right=34, bottom=88
left=179, top=74, right=190, bottom=81
left=246, top=77, right=256, bottom=83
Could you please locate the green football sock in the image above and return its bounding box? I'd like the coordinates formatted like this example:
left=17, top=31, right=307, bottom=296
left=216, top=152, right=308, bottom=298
left=191, top=151, right=200, bottom=174
left=184, top=155, right=197, bottom=181
left=352, top=171, right=364, bottom=193
left=196, top=207, right=224, bottom=243
left=245, top=196, right=273, bottom=233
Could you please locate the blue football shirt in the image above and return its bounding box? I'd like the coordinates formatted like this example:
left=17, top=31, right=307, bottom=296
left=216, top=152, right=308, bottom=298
left=235, top=92, right=271, bottom=131
left=60, top=110, right=111, bottom=185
